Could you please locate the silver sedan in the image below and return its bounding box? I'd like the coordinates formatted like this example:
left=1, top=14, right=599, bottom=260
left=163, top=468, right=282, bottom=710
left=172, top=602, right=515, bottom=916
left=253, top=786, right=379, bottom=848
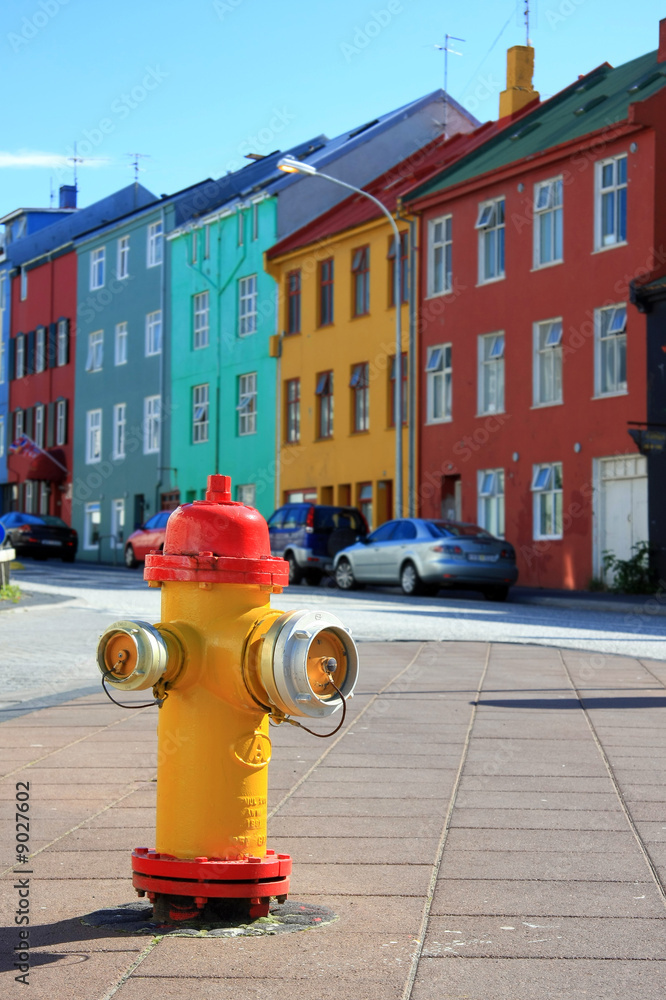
left=333, top=518, right=518, bottom=600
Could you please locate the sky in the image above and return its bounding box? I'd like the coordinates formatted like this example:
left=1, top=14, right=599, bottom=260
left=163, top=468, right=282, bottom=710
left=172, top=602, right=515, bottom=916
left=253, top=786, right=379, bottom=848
left=1, top=0, right=664, bottom=219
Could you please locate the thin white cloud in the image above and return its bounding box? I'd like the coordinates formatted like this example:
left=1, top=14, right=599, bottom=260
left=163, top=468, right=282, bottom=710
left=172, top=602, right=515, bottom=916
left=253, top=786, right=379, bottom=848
left=0, top=151, right=108, bottom=168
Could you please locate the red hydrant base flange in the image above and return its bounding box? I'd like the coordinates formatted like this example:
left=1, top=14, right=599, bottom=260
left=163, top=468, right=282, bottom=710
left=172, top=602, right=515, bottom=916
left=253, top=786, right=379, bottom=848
left=131, top=848, right=292, bottom=920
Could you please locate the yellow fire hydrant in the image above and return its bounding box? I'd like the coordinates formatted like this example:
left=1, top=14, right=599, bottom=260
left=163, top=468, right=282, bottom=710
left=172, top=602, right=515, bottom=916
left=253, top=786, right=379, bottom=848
left=96, top=475, right=358, bottom=921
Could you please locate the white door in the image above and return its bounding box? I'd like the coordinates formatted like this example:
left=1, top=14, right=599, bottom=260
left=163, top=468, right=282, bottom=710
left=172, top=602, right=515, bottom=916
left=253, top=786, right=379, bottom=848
left=597, top=456, right=648, bottom=580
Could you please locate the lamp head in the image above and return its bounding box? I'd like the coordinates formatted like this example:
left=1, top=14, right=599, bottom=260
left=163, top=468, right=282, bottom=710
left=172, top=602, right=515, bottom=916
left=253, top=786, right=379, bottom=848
left=277, top=156, right=318, bottom=176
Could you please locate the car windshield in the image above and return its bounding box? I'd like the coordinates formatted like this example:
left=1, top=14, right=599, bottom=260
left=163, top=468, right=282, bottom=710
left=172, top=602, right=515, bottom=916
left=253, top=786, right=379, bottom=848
left=426, top=521, right=494, bottom=539
left=39, top=516, right=69, bottom=528
left=313, top=507, right=365, bottom=533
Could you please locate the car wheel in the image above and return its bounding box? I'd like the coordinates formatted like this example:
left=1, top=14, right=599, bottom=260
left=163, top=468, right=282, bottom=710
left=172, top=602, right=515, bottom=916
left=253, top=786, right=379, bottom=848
left=335, top=558, right=358, bottom=591
left=286, top=553, right=303, bottom=586
left=61, top=553, right=76, bottom=563
left=124, top=544, right=139, bottom=569
left=484, top=585, right=510, bottom=602
left=400, top=561, right=425, bottom=596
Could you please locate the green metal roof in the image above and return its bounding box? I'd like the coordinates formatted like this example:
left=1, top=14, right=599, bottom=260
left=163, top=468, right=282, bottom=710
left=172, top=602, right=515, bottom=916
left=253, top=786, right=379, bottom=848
left=408, top=49, right=666, bottom=202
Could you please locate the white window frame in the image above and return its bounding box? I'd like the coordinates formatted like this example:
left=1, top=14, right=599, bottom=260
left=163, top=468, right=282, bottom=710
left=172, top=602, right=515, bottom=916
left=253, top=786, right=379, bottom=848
left=237, top=372, right=257, bottom=436
left=20, top=267, right=27, bottom=301
left=533, top=319, right=563, bottom=407
left=0, top=331, right=5, bottom=384
left=237, top=483, right=256, bottom=506
left=112, top=402, right=126, bottom=460
left=238, top=275, right=258, bottom=336
left=86, top=409, right=102, bottom=465
left=56, top=319, right=68, bottom=366
left=0, top=414, right=4, bottom=458
left=147, top=220, right=163, bottom=267
left=34, top=404, right=45, bottom=448
left=24, top=480, right=35, bottom=514
left=144, top=395, right=161, bottom=454
left=595, top=154, right=628, bottom=250
left=111, top=498, right=125, bottom=548
left=594, top=304, right=627, bottom=397
left=84, top=501, right=101, bottom=550
left=145, top=310, right=162, bottom=356
left=86, top=330, right=104, bottom=372
left=55, top=399, right=66, bottom=446
left=476, top=196, right=505, bottom=283
left=478, top=332, right=505, bottom=415
left=425, top=343, right=452, bottom=423
left=14, top=408, right=24, bottom=440
left=90, top=247, right=105, bottom=290
left=35, top=326, right=46, bottom=373
left=193, top=291, right=209, bottom=349
left=192, top=383, right=209, bottom=444
left=533, top=177, right=563, bottom=268
left=114, top=321, right=128, bottom=366
left=532, top=462, right=563, bottom=540
left=38, top=481, right=49, bottom=516
left=477, top=468, right=505, bottom=538
left=252, top=202, right=259, bottom=241
left=117, top=235, right=130, bottom=279
left=427, top=214, right=453, bottom=297
left=15, top=335, right=25, bottom=379
left=204, top=224, right=211, bottom=259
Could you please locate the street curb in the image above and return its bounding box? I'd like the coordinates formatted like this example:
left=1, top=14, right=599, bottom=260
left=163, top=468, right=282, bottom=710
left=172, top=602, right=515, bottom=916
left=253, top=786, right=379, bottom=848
left=513, top=594, right=666, bottom=617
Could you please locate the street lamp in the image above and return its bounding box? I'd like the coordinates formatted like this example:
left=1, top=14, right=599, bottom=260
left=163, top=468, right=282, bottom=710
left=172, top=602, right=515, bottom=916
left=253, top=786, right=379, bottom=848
left=277, top=155, right=405, bottom=519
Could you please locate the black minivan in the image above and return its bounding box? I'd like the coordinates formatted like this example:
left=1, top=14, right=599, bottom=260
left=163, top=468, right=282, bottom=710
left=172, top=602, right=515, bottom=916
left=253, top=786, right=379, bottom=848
left=267, top=503, right=368, bottom=585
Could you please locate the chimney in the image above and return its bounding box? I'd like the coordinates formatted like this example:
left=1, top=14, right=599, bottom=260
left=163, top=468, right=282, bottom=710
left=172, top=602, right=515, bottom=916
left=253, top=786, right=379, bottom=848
left=59, top=185, right=77, bottom=210
left=499, top=45, right=539, bottom=118
left=659, top=18, right=666, bottom=63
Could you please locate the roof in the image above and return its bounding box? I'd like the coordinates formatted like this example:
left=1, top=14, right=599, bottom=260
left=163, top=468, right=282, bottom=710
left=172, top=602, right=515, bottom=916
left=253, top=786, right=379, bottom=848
left=0, top=207, right=75, bottom=225
left=407, top=49, right=666, bottom=203
left=7, top=184, right=157, bottom=268
left=265, top=121, right=504, bottom=260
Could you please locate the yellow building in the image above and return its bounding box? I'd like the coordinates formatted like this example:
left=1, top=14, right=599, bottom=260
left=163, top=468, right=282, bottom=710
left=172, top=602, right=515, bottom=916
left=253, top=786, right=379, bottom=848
left=265, top=179, right=413, bottom=530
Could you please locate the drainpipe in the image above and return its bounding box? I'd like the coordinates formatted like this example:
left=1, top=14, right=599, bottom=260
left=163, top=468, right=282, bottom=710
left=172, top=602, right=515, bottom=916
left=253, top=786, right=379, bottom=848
left=408, top=216, right=418, bottom=517
left=156, top=206, right=166, bottom=512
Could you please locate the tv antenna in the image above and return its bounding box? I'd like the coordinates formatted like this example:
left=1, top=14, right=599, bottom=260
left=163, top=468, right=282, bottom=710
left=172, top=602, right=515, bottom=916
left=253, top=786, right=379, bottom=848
left=126, top=152, right=151, bottom=184
left=434, top=34, right=465, bottom=137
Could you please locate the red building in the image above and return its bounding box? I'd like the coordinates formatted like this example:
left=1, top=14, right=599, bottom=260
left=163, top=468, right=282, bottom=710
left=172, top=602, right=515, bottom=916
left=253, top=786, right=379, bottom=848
left=406, top=25, right=666, bottom=589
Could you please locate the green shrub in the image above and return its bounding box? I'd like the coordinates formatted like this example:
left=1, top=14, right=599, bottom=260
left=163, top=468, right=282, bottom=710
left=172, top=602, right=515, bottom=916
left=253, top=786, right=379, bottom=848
left=0, top=583, right=21, bottom=603
left=602, top=542, right=654, bottom=594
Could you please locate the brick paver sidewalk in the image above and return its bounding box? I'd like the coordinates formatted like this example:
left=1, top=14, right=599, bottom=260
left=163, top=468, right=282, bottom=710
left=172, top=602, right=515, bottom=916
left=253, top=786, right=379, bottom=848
left=1, top=641, right=665, bottom=999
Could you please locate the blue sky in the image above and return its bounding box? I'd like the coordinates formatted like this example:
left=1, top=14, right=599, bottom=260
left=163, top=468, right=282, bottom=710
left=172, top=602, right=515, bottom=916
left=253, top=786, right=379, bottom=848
left=1, top=0, right=664, bottom=217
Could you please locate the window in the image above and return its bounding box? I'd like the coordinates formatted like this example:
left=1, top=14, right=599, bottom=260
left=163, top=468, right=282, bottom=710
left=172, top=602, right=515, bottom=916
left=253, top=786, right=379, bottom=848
left=478, top=469, right=505, bottom=538
left=192, top=383, right=209, bottom=443
left=319, top=258, right=334, bottom=326
left=534, top=319, right=563, bottom=405
left=90, top=247, right=105, bottom=290
left=316, top=370, right=334, bottom=439
left=389, top=353, right=407, bottom=426
left=111, top=498, right=125, bottom=548
left=193, top=292, right=209, bottom=349
left=15, top=335, right=25, bottom=379
left=425, top=344, right=452, bottom=423
left=285, top=378, right=300, bottom=443
left=84, top=502, right=101, bottom=550
left=114, top=322, right=128, bottom=365
left=428, top=215, right=452, bottom=296
left=352, top=246, right=370, bottom=317
left=145, top=310, right=162, bottom=356
left=34, top=404, right=44, bottom=448
left=358, top=483, right=372, bottom=527
left=534, top=178, right=563, bottom=267
left=350, top=362, right=369, bottom=432
left=237, top=483, right=256, bottom=506
left=144, top=395, right=161, bottom=453
left=204, top=225, right=210, bottom=259
left=238, top=275, right=257, bottom=336
left=39, top=482, right=49, bottom=516
left=20, top=267, right=27, bottom=301
left=55, top=399, right=67, bottom=446
left=14, top=408, right=24, bottom=440
left=0, top=273, right=6, bottom=312
left=56, top=319, right=68, bottom=366
left=532, top=462, right=563, bottom=539
left=252, top=202, right=259, bottom=241
left=191, top=230, right=198, bottom=265
left=112, top=403, right=126, bottom=459
left=596, top=155, right=627, bottom=248
left=287, top=270, right=301, bottom=334
left=237, top=210, right=244, bottom=247
left=24, top=480, right=35, bottom=514
left=86, top=409, right=102, bottom=464
left=0, top=333, right=5, bottom=384
left=35, top=326, right=46, bottom=373
left=238, top=373, right=257, bottom=435
left=0, top=415, right=4, bottom=458
left=476, top=197, right=505, bottom=282
left=388, top=232, right=409, bottom=305
left=86, top=330, right=104, bottom=372
left=595, top=305, right=627, bottom=395
left=478, top=333, right=505, bottom=415
left=147, top=220, right=163, bottom=266
left=117, top=235, right=130, bottom=279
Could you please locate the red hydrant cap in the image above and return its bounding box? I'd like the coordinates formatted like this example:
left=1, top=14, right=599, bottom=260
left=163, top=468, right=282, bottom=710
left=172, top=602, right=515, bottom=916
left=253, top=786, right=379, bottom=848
left=144, top=475, right=288, bottom=588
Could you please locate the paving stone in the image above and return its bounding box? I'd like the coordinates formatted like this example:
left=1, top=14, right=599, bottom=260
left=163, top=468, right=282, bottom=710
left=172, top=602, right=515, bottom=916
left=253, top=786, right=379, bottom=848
left=635, top=821, right=666, bottom=842
left=289, top=862, right=433, bottom=896
left=277, top=796, right=449, bottom=818
left=27, top=849, right=134, bottom=879
left=458, top=775, right=613, bottom=793
left=2, top=950, right=146, bottom=1000
left=437, top=849, right=653, bottom=882
left=443, top=828, right=636, bottom=853
left=448, top=808, right=629, bottom=831
left=454, top=790, right=620, bottom=810
left=114, top=976, right=405, bottom=999
left=288, top=779, right=454, bottom=799
left=264, top=836, right=439, bottom=865
left=430, top=879, right=666, bottom=917
left=269, top=815, right=443, bottom=838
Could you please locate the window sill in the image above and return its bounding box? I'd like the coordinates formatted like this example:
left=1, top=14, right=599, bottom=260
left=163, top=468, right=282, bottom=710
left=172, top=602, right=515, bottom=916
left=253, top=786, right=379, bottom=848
left=531, top=400, right=564, bottom=409
left=425, top=417, right=452, bottom=425
left=475, top=410, right=505, bottom=418
left=238, top=331, right=257, bottom=338
left=425, top=288, right=453, bottom=301
left=591, top=241, right=628, bottom=255
left=476, top=275, right=505, bottom=288
left=592, top=389, right=628, bottom=400
left=533, top=534, right=563, bottom=541
left=350, top=429, right=371, bottom=436
left=114, top=360, right=128, bottom=366
left=530, top=259, right=563, bottom=272
left=316, top=436, right=334, bottom=442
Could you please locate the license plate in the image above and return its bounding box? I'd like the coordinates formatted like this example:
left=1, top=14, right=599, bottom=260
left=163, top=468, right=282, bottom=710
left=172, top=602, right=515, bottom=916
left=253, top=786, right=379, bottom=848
left=42, top=540, right=61, bottom=546
left=468, top=552, right=498, bottom=562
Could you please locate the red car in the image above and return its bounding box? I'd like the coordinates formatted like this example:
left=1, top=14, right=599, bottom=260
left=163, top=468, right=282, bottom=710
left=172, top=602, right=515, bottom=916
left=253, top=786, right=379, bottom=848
left=124, top=510, right=172, bottom=568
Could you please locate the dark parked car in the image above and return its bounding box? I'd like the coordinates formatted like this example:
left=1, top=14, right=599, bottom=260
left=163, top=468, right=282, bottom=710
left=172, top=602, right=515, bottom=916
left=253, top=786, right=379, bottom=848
left=267, top=503, right=368, bottom=585
left=124, top=510, right=172, bottom=568
left=0, top=511, right=78, bottom=562
left=333, top=518, right=518, bottom=600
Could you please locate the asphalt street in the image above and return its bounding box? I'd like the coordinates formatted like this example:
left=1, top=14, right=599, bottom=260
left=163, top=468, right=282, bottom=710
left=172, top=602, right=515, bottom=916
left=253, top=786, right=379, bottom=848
left=1, top=560, right=664, bottom=713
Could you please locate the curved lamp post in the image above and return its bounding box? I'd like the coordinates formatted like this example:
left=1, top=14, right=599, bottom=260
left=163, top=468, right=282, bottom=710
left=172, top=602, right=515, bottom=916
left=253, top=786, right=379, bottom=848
left=277, top=155, right=404, bottom=519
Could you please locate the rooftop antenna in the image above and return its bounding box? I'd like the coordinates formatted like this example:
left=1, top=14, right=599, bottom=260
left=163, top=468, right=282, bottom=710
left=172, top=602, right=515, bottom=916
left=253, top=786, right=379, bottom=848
left=49, top=175, right=55, bottom=207
left=126, top=152, right=151, bottom=184
left=524, top=0, right=532, bottom=46
left=435, top=34, right=465, bottom=138
left=67, top=141, right=84, bottom=197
